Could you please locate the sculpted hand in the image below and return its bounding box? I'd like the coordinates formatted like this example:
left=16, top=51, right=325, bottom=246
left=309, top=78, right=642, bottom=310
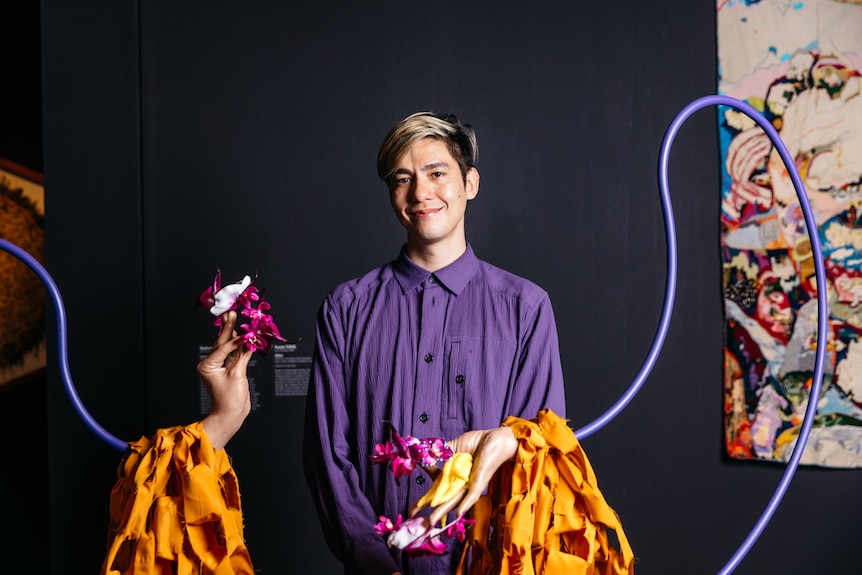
left=199, top=311, right=254, bottom=449
left=419, top=426, right=519, bottom=526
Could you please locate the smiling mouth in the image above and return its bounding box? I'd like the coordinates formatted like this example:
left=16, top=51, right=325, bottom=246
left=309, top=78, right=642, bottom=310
left=409, top=208, right=442, bottom=217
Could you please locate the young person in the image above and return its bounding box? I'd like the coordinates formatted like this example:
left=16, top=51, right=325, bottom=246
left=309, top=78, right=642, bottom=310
left=301, top=112, right=567, bottom=574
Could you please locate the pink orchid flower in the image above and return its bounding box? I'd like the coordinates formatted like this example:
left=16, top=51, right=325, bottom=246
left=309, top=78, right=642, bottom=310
left=239, top=314, right=287, bottom=354
left=409, top=437, right=453, bottom=467
left=369, top=426, right=420, bottom=483
left=196, top=267, right=222, bottom=309
left=241, top=299, right=272, bottom=322
left=236, top=281, right=260, bottom=310
left=198, top=269, right=290, bottom=354
left=374, top=514, right=403, bottom=535
left=369, top=424, right=454, bottom=482
left=379, top=516, right=448, bottom=557
left=374, top=514, right=475, bottom=557
left=445, top=515, right=476, bottom=543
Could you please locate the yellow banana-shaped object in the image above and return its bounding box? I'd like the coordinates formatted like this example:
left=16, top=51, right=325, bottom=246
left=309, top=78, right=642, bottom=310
left=414, top=452, right=473, bottom=511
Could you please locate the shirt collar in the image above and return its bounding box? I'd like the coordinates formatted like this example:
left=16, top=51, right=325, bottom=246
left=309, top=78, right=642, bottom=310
left=392, top=244, right=478, bottom=295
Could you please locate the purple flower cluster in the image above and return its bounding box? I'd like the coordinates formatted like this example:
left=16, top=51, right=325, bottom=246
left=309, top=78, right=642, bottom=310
left=369, top=424, right=454, bottom=483
left=196, top=268, right=288, bottom=354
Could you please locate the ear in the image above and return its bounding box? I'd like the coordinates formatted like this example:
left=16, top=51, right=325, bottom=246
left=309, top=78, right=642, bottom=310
left=465, top=167, right=480, bottom=200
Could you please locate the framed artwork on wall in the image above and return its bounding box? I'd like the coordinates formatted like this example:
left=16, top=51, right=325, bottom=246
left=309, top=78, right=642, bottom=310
left=717, top=0, right=862, bottom=468
left=0, top=157, right=45, bottom=388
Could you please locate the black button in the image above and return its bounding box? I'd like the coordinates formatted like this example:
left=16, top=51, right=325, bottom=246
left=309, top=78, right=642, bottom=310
left=455, top=375, right=465, bottom=384
left=424, top=354, right=433, bottom=363
left=416, top=475, right=426, bottom=485
left=428, top=275, right=437, bottom=283
left=419, top=413, right=429, bottom=423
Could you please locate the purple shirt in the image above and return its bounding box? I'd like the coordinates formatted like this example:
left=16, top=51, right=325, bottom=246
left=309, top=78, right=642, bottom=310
left=303, top=245, right=566, bottom=575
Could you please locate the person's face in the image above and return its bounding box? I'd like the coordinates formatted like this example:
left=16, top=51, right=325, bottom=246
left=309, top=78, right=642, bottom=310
left=388, top=137, right=479, bottom=250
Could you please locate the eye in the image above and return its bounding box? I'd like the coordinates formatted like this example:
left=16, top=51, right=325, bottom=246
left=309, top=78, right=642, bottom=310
left=431, top=171, right=444, bottom=178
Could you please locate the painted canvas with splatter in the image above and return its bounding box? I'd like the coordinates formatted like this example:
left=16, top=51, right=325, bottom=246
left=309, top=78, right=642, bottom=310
left=717, top=0, right=862, bottom=467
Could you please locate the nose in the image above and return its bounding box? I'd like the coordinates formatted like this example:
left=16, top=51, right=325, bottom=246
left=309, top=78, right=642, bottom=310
left=409, top=174, right=433, bottom=201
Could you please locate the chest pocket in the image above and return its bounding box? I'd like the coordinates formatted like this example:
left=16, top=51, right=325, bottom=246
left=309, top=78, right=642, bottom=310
left=445, top=336, right=517, bottom=424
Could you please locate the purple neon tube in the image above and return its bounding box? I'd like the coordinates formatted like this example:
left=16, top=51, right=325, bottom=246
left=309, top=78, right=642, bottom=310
left=573, top=94, right=828, bottom=574
left=1, top=93, right=828, bottom=572
left=0, top=238, right=129, bottom=451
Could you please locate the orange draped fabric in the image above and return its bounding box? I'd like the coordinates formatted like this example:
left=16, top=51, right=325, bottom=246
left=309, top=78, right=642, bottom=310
left=101, top=422, right=254, bottom=575
left=458, top=409, right=635, bottom=575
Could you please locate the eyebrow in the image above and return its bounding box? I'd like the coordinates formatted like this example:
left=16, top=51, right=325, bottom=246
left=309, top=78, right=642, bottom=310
left=393, top=161, right=451, bottom=176
left=421, top=161, right=450, bottom=172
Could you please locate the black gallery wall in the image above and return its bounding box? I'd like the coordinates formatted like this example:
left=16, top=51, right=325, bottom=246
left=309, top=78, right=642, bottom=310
left=33, top=1, right=859, bottom=574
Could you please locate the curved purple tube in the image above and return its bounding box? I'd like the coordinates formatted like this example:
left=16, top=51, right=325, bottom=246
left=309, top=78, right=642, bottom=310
left=574, top=94, right=828, bottom=574
left=0, top=238, right=129, bottom=451
left=1, top=94, right=829, bottom=571
left=698, top=96, right=827, bottom=574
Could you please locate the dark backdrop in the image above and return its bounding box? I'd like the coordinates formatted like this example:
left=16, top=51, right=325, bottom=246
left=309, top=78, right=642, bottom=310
left=38, top=1, right=860, bottom=574
left=0, top=1, right=46, bottom=571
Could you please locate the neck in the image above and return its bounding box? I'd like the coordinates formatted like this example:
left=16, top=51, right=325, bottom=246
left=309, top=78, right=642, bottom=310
left=404, top=238, right=468, bottom=272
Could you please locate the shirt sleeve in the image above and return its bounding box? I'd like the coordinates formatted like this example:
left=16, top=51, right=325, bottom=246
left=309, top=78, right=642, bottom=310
left=302, top=297, right=401, bottom=575
left=506, top=291, right=567, bottom=421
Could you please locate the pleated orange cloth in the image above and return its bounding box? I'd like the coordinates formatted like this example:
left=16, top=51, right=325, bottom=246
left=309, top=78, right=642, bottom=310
left=458, top=409, right=635, bottom=575
left=101, top=422, right=254, bottom=575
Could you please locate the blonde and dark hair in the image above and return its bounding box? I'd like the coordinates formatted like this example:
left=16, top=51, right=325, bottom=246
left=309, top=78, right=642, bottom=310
left=376, top=112, right=478, bottom=183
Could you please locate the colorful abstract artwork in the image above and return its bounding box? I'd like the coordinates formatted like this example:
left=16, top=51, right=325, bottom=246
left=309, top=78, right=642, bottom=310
left=717, top=0, right=862, bottom=467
